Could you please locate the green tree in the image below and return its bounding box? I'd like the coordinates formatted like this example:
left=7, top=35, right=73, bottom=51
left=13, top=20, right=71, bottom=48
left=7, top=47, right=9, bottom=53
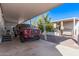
left=37, top=14, right=54, bottom=32
left=37, top=17, right=44, bottom=32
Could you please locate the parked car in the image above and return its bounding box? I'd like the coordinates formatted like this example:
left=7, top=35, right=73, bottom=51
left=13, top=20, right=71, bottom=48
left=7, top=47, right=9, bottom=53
left=15, top=24, right=41, bottom=42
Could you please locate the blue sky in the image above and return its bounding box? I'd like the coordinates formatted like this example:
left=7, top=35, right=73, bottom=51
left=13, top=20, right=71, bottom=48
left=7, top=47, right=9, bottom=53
left=25, top=3, right=79, bottom=24
left=48, top=3, right=79, bottom=21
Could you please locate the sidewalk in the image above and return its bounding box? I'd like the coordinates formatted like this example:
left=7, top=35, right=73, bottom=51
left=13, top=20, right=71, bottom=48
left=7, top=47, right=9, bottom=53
left=42, top=40, right=79, bottom=56
left=56, top=44, right=79, bottom=56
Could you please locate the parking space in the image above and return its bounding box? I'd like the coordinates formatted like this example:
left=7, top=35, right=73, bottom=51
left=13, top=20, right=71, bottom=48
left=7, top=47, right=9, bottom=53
left=0, top=39, right=62, bottom=56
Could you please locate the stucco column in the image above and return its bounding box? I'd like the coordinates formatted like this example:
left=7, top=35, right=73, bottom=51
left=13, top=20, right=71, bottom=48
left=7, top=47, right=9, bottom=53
left=0, top=7, right=5, bottom=43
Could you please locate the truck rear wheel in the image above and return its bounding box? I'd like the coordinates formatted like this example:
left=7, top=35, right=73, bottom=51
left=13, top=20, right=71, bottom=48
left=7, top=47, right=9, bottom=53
left=20, top=36, right=25, bottom=43
left=34, top=36, right=40, bottom=40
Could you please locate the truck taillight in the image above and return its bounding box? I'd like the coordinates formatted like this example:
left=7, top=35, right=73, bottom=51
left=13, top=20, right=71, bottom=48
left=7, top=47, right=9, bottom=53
left=24, top=30, right=28, bottom=34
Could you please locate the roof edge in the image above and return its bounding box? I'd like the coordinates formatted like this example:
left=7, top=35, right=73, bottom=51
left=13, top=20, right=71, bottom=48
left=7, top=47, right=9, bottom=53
left=52, top=17, right=79, bottom=23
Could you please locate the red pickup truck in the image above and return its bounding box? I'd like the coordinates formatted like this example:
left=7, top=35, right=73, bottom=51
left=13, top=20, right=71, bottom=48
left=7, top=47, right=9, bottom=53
left=15, top=24, right=41, bottom=42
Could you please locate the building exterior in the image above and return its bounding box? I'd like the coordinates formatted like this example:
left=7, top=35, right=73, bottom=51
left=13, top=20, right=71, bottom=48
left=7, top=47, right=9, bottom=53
left=53, top=17, right=79, bottom=44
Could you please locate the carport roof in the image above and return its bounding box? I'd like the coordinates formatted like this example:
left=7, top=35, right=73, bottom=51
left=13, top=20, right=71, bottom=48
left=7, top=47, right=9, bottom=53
left=0, top=3, right=62, bottom=24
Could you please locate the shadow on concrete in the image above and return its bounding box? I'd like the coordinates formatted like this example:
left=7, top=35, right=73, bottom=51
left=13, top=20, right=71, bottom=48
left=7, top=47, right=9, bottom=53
left=41, top=34, right=78, bottom=45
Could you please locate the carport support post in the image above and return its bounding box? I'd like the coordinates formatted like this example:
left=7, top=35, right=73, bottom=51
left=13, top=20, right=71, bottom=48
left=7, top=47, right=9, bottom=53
left=76, top=25, right=79, bottom=44
left=75, top=20, right=79, bottom=45
left=30, top=19, right=32, bottom=28
left=60, top=21, right=64, bottom=35
left=73, top=17, right=79, bottom=46
left=76, top=21, right=79, bottom=45
left=73, top=17, right=76, bottom=39
left=42, top=15, right=47, bottom=40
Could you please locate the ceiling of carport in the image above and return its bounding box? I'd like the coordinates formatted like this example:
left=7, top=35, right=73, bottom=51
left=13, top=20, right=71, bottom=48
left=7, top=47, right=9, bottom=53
left=1, top=3, right=62, bottom=24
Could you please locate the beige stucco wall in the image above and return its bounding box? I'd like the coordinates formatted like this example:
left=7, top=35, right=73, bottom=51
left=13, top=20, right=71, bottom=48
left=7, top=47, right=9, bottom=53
left=56, top=19, right=79, bottom=35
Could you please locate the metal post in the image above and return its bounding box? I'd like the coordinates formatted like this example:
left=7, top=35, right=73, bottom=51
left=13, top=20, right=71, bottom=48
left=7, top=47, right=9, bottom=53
left=73, top=17, right=76, bottom=39
left=77, top=21, right=79, bottom=45
left=53, top=23, right=57, bottom=35
left=73, top=17, right=79, bottom=46
left=75, top=21, right=79, bottom=45
left=42, top=15, right=47, bottom=40
left=30, top=19, right=32, bottom=28
left=60, top=21, right=64, bottom=35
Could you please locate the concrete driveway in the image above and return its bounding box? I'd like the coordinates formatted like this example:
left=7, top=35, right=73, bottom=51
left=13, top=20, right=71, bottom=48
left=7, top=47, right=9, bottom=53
left=41, top=34, right=79, bottom=48
left=0, top=39, right=62, bottom=56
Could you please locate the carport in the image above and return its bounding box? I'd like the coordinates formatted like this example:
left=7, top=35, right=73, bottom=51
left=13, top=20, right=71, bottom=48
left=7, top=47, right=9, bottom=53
left=0, top=3, right=62, bottom=42
left=0, top=3, right=64, bottom=56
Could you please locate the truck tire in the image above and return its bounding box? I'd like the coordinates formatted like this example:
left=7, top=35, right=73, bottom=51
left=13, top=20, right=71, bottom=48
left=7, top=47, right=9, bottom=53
left=20, top=36, right=25, bottom=43
left=34, top=36, right=40, bottom=40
